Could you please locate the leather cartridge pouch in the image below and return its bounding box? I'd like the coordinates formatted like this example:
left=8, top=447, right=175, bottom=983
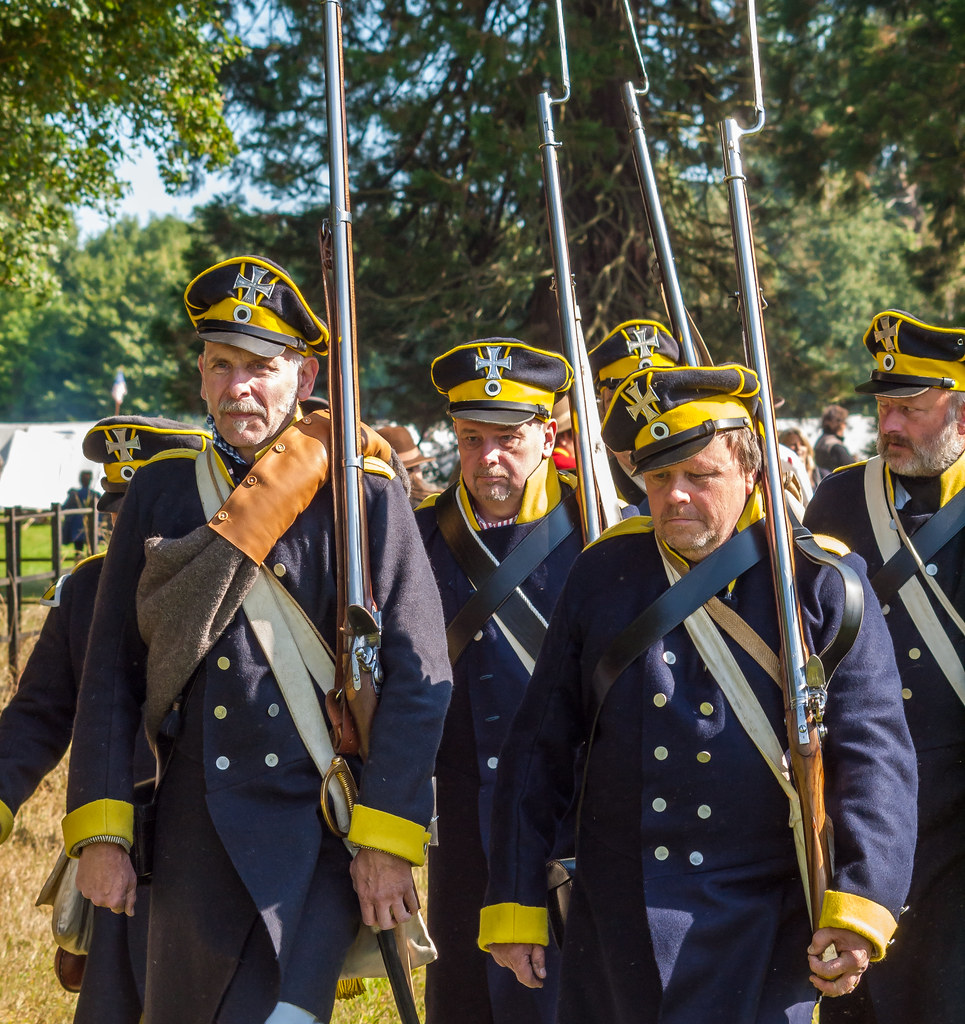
left=206, top=411, right=392, bottom=565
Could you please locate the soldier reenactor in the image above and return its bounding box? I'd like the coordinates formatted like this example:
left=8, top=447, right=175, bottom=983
left=415, top=339, right=582, bottom=1024
left=480, top=363, right=917, bottom=1024
left=64, top=256, right=451, bottom=1024
left=806, top=309, right=965, bottom=1024
left=0, top=416, right=209, bottom=1020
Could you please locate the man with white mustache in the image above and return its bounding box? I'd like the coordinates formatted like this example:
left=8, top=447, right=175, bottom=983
left=64, top=255, right=452, bottom=1024
left=414, top=340, right=583, bottom=1024
left=805, top=309, right=965, bottom=1024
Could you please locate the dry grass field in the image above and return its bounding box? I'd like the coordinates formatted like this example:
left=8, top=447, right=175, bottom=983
left=0, top=611, right=425, bottom=1023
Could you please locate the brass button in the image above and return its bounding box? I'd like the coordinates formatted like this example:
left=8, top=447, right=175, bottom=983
left=699, top=702, right=714, bottom=716
left=273, top=563, right=287, bottom=577
left=901, top=688, right=912, bottom=700
left=267, top=703, right=280, bottom=717
left=689, top=851, right=704, bottom=866
left=662, top=651, right=676, bottom=665
left=908, top=648, right=921, bottom=660
left=652, top=798, right=667, bottom=812
left=654, top=846, right=669, bottom=861
left=274, top=443, right=285, bottom=452
left=654, top=746, right=668, bottom=761
left=696, top=751, right=711, bottom=763
left=216, top=756, right=229, bottom=771
left=697, top=804, right=712, bottom=819
left=217, top=656, right=230, bottom=670
left=217, top=511, right=229, bottom=521
left=213, top=705, right=227, bottom=720
left=246, top=475, right=258, bottom=486
left=265, top=753, right=279, bottom=767
left=653, top=693, right=668, bottom=708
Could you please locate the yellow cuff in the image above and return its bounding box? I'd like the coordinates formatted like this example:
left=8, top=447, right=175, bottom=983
left=478, top=903, right=549, bottom=951
left=819, top=890, right=898, bottom=961
left=62, top=799, right=134, bottom=857
left=0, top=799, right=14, bottom=844
left=347, top=804, right=431, bottom=866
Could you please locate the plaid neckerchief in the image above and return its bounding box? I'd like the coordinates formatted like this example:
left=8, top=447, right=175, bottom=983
left=205, top=414, right=250, bottom=484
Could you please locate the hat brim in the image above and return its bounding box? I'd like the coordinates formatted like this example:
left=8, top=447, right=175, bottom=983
left=632, top=432, right=718, bottom=475
left=198, top=328, right=291, bottom=359
left=96, top=489, right=124, bottom=513
left=450, top=408, right=537, bottom=426
left=854, top=377, right=930, bottom=398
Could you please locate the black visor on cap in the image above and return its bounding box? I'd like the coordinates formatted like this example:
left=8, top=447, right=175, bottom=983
left=632, top=419, right=750, bottom=475
left=854, top=370, right=951, bottom=398
left=448, top=400, right=545, bottom=425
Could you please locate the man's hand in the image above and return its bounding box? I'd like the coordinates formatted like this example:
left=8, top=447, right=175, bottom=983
left=808, top=927, right=873, bottom=997
left=350, top=848, right=418, bottom=931
left=488, top=942, right=547, bottom=989
left=75, top=842, right=137, bottom=916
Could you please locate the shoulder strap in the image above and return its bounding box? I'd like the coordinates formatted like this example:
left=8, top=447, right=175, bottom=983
left=589, top=520, right=768, bottom=716
left=870, top=484, right=965, bottom=603
left=435, top=482, right=580, bottom=665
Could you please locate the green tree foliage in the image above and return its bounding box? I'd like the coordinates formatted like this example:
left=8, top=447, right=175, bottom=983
left=0, top=216, right=206, bottom=421
left=202, top=1, right=954, bottom=426
left=0, top=0, right=243, bottom=289
left=767, top=0, right=965, bottom=308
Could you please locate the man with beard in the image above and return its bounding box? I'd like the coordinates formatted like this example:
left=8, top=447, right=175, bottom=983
left=64, top=255, right=451, bottom=1024
left=479, top=363, right=917, bottom=1024
left=415, top=340, right=582, bottom=1024
left=805, top=310, right=965, bottom=1024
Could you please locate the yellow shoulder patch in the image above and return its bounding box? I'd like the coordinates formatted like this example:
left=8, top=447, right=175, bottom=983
left=810, top=533, right=851, bottom=557
left=41, top=550, right=106, bottom=606
left=363, top=455, right=395, bottom=480
left=832, top=458, right=868, bottom=474
left=415, top=492, right=442, bottom=511
left=586, top=513, right=654, bottom=550
left=147, top=446, right=205, bottom=466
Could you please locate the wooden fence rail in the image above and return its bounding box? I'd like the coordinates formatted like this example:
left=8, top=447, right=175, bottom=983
left=0, top=504, right=104, bottom=672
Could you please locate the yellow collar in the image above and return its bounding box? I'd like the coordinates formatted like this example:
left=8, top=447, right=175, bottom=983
left=458, top=456, right=564, bottom=530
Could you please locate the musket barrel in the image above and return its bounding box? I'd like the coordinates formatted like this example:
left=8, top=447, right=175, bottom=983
left=621, top=82, right=699, bottom=366
left=536, top=90, right=607, bottom=543
left=322, top=0, right=368, bottom=611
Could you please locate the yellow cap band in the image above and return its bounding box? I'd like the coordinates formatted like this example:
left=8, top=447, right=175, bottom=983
left=632, top=394, right=751, bottom=453
left=874, top=350, right=965, bottom=390
left=447, top=377, right=555, bottom=413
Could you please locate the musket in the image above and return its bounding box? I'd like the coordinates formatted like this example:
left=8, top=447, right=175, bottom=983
left=717, top=0, right=831, bottom=931
left=537, top=0, right=623, bottom=543
left=618, top=0, right=703, bottom=367
left=319, top=3, right=420, bottom=1021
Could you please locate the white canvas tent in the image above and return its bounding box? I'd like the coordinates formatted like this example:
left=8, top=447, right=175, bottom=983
left=0, top=422, right=98, bottom=509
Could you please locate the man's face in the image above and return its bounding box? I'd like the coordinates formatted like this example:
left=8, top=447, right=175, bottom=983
left=876, top=389, right=965, bottom=477
left=199, top=342, right=318, bottom=461
left=456, top=418, right=557, bottom=520
left=644, top=433, right=755, bottom=563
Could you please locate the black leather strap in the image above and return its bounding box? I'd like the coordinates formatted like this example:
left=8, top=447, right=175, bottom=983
left=870, top=485, right=965, bottom=604
left=435, top=483, right=580, bottom=665
left=791, top=519, right=864, bottom=685
left=589, top=520, right=769, bottom=716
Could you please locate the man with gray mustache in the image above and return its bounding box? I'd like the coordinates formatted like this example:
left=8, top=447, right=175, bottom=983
left=805, top=309, right=965, bottom=1024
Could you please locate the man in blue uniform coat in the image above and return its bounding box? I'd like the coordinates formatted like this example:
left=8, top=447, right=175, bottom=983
left=0, top=415, right=209, bottom=1021
left=805, top=310, right=965, bottom=1024
left=415, top=340, right=581, bottom=1024
left=64, top=255, right=452, bottom=1024
left=478, top=363, right=918, bottom=1024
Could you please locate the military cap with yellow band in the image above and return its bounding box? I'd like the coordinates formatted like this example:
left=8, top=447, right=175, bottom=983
left=588, top=319, right=681, bottom=393
left=855, top=309, right=965, bottom=398
left=601, top=364, right=761, bottom=474
left=431, top=339, right=574, bottom=425
left=83, top=416, right=211, bottom=511
left=184, top=255, right=329, bottom=358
